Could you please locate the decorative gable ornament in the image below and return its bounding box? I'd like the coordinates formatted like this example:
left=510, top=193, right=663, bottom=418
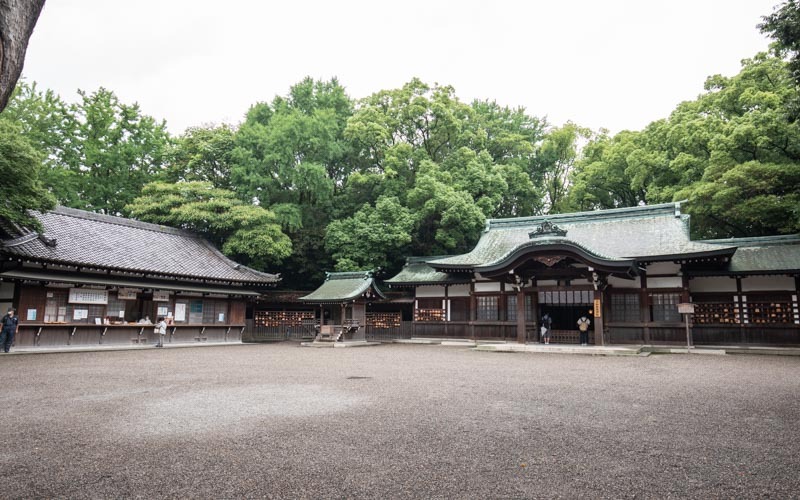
left=529, top=220, right=567, bottom=238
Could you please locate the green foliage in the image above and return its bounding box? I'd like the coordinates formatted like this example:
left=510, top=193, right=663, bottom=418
left=324, top=196, right=415, bottom=271
left=568, top=53, right=800, bottom=237
left=3, top=82, right=171, bottom=214
left=164, top=124, right=235, bottom=189
left=760, top=1, right=800, bottom=88
left=125, top=182, right=292, bottom=269
left=0, top=120, right=56, bottom=229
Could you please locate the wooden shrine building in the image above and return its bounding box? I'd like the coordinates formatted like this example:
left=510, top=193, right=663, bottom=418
left=0, top=207, right=279, bottom=348
left=298, top=271, right=385, bottom=342
left=385, top=202, right=800, bottom=346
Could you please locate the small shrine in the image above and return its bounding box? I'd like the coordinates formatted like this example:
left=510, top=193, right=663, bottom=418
left=298, top=271, right=385, bottom=346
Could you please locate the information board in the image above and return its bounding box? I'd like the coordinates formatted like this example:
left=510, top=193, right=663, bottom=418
left=69, top=288, right=109, bottom=305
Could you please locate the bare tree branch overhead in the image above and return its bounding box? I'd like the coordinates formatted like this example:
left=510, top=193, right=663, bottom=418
left=0, top=0, right=46, bottom=111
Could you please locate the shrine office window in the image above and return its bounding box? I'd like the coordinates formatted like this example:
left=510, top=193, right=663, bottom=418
left=476, top=296, right=499, bottom=321
left=611, top=293, right=640, bottom=323
left=650, top=292, right=681, bottom=322
left=507, top=295, right=534, bottom=322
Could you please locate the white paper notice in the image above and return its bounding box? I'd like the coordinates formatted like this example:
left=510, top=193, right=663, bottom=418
left=27, top=309, right=37, bottom=321
left=175, top=303, right=186, bottom=322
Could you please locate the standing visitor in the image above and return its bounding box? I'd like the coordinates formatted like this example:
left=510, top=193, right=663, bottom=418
left=541, top=313, right=552, bottom=344
left=577, top=314, right=591, bottom=346
left=154, top=316, right=167, bottom=347
left=0, top=307, right=19, bottom=353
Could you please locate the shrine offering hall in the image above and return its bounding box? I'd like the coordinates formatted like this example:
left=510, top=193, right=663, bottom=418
left=256, top=202, right=800, bottom=346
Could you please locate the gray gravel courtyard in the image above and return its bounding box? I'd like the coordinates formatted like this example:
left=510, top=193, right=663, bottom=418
left=0, top=343, right=798, bottom=498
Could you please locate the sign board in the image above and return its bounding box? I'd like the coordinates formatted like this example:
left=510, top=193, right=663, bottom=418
left=153, top=290, right=171, bottom=302
left=27, top=309, right=37, bottom=321
left=174, top=303, right=186, bottom=322
left=117, top=288, right=138, bottom=300
left=677, top=303, right=695, bottom=314
left=69, top=288, right=108, bottom=305
left=593, top=298, right=602, bottom=318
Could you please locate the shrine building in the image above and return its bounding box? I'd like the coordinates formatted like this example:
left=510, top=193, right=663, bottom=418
left=0, top=206, right=279, bottom=348
left=380, top=201, right=800, bottom=345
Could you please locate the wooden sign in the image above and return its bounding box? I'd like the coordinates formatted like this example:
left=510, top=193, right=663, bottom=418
left=153, top=290, right=171, bottom=302
left=593, top=298, right=601, bottom=318
left=677, top=303, right=695, bottom=314
left=117, top=288, right=138, bottom=300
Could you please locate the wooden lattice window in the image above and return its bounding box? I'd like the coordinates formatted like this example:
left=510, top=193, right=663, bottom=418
left=44, top=289, right=68, bottom=323
left=650, top=292, right=681, bottom=322
left=611, top=293, right=640, bottom=323
left=476, top=296, right=499, bottom=321
left=506, top=295, right=533, bottom=321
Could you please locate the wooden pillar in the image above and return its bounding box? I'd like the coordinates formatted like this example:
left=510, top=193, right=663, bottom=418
left=641, top=269, right=650, bottom=344
left=593, top=288, right=605, bottom=346
left=516, top=287, right=526, bottom=344
left=469, top=281, right=476, bottom=340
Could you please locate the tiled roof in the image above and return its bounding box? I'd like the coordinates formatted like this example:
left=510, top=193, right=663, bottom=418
left=299, top=271, right=385, bottom=303
left=429, top=202, right=736, bottom=269
left=385, top=257, right=473, bottom=286
left=701, top=235, right=800, bottom=274
left=0, top=207, right=279, bottom=284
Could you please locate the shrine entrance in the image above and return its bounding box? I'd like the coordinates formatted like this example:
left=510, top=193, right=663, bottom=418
left=538, top=289, right=595, bottom=344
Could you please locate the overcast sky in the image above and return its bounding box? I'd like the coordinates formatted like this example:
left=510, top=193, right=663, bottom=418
left=21, top=0, right=777, bottom=135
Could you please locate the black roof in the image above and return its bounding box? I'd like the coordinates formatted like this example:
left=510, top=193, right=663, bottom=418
left=0, top=207, right=279, bottom=285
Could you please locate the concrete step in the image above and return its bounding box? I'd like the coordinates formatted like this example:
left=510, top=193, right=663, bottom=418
left=474, top=344, right=643, bottom=356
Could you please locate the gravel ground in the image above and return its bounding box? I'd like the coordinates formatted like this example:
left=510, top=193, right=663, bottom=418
left=0, top=343, right=798, bottom=499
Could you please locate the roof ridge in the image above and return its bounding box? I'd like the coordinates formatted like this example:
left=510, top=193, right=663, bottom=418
left=51, top=206, right=198, bottom=237
left=701, top=234, right=800, bottom=247
left=326, top=270, right=374, bottom=280
left=486, top=202, right=683, bottom=230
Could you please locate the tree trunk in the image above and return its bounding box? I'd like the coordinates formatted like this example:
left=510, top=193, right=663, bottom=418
left=0, top=0, right=46, bottom=112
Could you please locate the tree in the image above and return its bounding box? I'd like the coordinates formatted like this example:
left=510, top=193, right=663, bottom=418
left=324, top=196, right=415, bottom=271
left=125, top=181, right=292, bottom=270
left=760, top=1, right=800, bottom=84
left=165, top=124, right=236, bottom=189
left=566, top=53, right=800, bottom=237
left=0, top=120, right=55, bottom=229
left=534, top=122, right=592, bottom=213
left=72, top=88, right=171, bottom=214
left=0, top=81, right=80, bottom=205
left=0, top=0, right=46, bottom=111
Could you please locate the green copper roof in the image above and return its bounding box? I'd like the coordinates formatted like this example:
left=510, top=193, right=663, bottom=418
left=701, top=235, right=800, bottom=274
left=385, top=257, right=472, bottom=286
left=430, top=202, right=736, bottom=269
left=299, top=271, right=386, bottom=303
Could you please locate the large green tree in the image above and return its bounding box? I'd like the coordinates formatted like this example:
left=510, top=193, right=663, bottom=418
left=567, top=53, right=800, bottom=237
left=0, top=120, right=55, bottom=229
left=125, top=181, right=291, bottom=270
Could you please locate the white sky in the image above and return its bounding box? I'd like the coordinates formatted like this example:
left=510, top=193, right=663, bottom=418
left=21, top=0, right=777, bottom=135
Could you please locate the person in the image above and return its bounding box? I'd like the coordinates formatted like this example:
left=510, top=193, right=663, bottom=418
left=0, top=307, right=19, bottom=353
left=577, top=314, right=591, bottom=346
left=541, top=313, right=552, bottom=344
left=138, top=315, right=152, bottom=325
left=154, top=316, right=167, bottom=347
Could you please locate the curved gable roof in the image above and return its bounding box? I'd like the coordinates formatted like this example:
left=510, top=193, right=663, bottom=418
left=430, top=202, right=736, bottom=270
left=299, top=271, right=385, bottom=303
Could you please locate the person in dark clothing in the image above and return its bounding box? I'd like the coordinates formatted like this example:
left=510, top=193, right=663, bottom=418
left=0, top=308, right=19, bottom=353
left=541, top=313, right=552, bottom=344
